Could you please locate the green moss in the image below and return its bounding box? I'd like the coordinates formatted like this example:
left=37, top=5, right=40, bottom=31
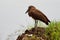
left=45, top=21, right=60, bottom=40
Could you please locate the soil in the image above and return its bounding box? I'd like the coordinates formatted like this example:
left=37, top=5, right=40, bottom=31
left=16, top=27, right=47, bottom=40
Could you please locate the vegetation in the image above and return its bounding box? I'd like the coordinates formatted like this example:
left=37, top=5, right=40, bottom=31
left=45, top=21, right=60, bottom=40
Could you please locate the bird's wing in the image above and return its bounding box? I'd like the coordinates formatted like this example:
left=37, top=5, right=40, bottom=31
left=31, top=10, right=48, bottom=22
left=37, top=10, right=48, bottom=19
left=36, top=10, right=50, bottom=21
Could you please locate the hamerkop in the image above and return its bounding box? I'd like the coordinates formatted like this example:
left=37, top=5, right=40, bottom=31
left=25, top=5, right=50, bottom=27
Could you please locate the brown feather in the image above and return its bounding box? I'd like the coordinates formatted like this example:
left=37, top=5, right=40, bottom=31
left=26, top=6, right=50, bottom=25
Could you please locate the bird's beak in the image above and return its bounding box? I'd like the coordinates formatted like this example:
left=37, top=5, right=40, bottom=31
left=25, top=10, right=28, bottom=14
left=25, top=9, right=29, bottom=14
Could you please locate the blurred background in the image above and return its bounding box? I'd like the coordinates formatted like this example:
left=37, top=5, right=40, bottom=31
left=0, top=0, right=60, bottom=40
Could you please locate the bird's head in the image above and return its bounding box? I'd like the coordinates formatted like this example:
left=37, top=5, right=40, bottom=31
left=25, top=5, right=36, bottom=13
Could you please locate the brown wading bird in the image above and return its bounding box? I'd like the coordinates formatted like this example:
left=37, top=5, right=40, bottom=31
left=25, top=5, right=50, bottom=27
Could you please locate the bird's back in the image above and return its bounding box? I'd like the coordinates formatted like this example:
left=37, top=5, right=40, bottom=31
left=37, top=10, right=50, bottom=22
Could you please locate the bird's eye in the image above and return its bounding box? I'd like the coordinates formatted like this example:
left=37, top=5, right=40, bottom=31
left=29, top=7, right=31, bottom=9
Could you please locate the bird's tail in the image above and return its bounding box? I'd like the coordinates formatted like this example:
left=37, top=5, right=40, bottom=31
left=45, top=20, right=50, bottom=25
left=45, top=22, right=48, bottom=25
left=48, top=20, right=50, bottom=23
left=46, top=20, right=50, bottom=25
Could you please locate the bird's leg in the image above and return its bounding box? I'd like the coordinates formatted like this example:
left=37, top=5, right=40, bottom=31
left=35, top=20, right=38, bottom=27
left=35, top=20, right=38, bottom=34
